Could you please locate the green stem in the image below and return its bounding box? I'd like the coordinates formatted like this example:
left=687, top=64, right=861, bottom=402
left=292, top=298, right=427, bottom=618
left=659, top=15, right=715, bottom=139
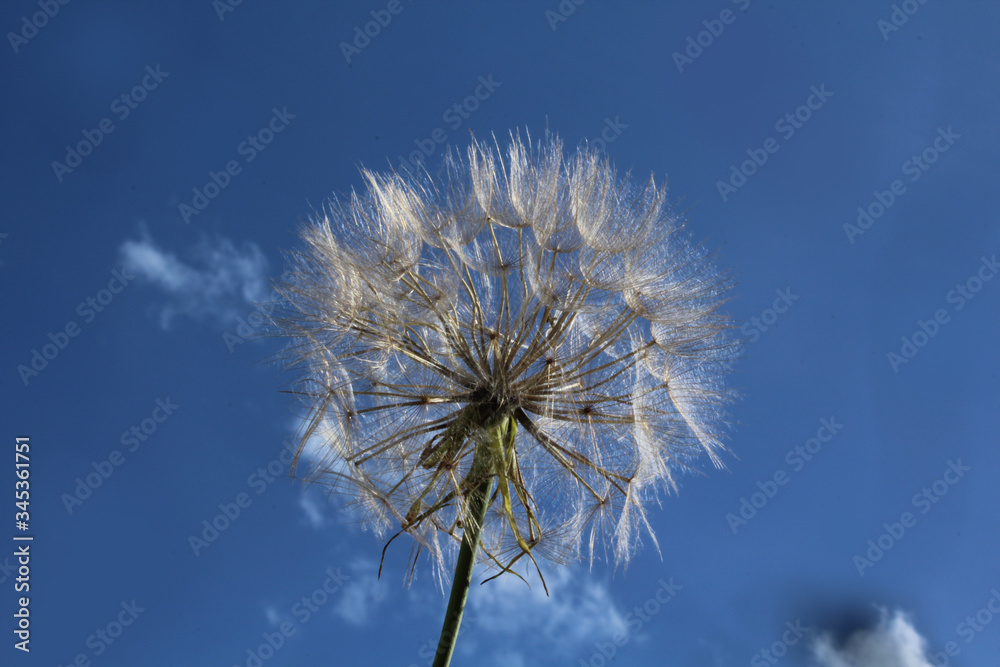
left=432, top=474, right=492, bottom=667
left=432, top=414, right=513, bottom=667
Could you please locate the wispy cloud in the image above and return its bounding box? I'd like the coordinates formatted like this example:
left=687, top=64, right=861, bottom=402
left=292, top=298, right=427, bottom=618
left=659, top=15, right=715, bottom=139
left=264, top=604, right=286, bottom=627
left=469, top=566, right=626, bottom=657
left=298, top=492, right=326, bottom=529
left=120, top=226, right=269, bottom=329
left=286, top=417, right=352, bottom=530
left=333, top=558, right=390, bottom=626
left=485, top=651, right=526, bottom=667
left=288, top=415, right=339, bottom=470
left=811, top=608, right=933, bottom=667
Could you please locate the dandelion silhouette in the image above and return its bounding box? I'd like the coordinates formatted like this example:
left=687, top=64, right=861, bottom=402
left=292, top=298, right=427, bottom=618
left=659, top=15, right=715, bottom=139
left=270, top=132, right=736, bottom=665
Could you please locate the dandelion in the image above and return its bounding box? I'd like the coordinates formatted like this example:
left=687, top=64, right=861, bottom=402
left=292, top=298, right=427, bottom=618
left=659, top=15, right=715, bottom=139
left=270, top=132, right=736, bottom=665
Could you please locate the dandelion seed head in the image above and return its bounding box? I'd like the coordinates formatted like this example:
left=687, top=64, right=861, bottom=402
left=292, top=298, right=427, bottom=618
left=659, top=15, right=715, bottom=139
left=272, top=131, right=737, bottom=580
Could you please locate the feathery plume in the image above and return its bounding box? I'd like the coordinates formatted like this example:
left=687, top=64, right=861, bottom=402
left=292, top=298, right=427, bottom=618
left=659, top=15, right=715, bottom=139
left=269, top=132, right=736, bottom=662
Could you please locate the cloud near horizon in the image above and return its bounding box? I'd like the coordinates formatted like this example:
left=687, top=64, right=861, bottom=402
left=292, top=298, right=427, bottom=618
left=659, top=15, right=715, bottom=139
left=811, top=608, right=934, bottom=667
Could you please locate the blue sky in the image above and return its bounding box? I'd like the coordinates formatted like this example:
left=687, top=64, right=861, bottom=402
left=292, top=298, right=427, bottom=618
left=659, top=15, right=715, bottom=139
left=3, top=1, right=999, bottom=665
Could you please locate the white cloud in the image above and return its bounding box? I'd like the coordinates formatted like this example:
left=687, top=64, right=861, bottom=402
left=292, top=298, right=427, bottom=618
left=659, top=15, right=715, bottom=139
left=289, top=415, right=339, bottom=469
left=298, top=492, right=326, bottom=529
left=395, top=565, right=627, bottom=665
left=486, top=650, right=526, bottom=667
left=811, top=608, right=933, bottom=667
left=120, top=227, right=269, bottom=329
left=286, top=417, right=353, bottom=530
left=468, top=566, right=626, bottom=656
left=264, top=604, right=285, bottom=626
left=333, top=558, right=390, bottom=627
